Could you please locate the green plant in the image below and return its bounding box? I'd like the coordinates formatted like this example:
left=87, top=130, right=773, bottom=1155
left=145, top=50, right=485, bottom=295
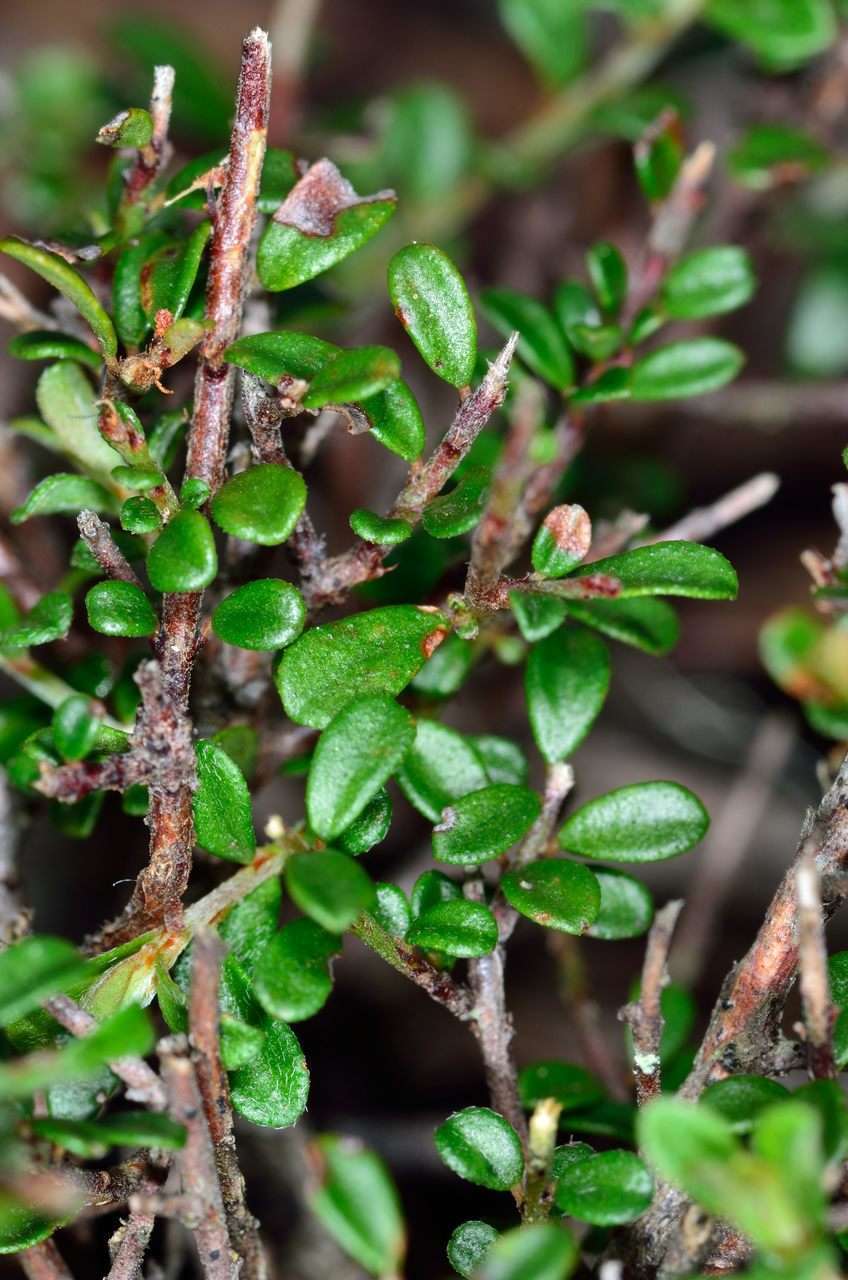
left=1, top=5, right=848, bottom=1279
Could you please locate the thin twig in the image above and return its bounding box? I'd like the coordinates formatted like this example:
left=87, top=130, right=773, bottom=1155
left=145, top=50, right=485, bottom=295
left=0, top=773, right=29, bottom=942
left=18, top=1239, right=75, bottom=1280
left=351, top=913, right=474, bottom=1020
left=77, top=511, right=141, bottom=587
left=796, top=854, right=836, bottom=1079
left=44, top=995, right=168, bottom=1112
left=620, top=900, right=683, bottom=1106
left=644, top=473, right=780, bottom=548
left=105, top=1208, right=156, bottom=1280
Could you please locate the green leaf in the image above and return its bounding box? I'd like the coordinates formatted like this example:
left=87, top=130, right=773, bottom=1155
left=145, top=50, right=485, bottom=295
left=306, top=695, right=414, bottom=840
left=481, top=288, right=573, bottom=391
left=382, top=82, right=473, bottom=200
left=277, top=605, right=447, bottom=728
left=511, top=592, right=568, bottom=644
left=706, top=0, right=836, bottom=70
left=388, top=243, right=477, bottom=387
left=219, top=878, right=282, bottom=976
left=448, top=1220, right=499, bottom=1278
left=435, top=1107, right=524, bottom=1190
left=0, top=238, right=117, bottom=359
left=11, top=474, right=117, bottom=524
left=0, top=936, right=88, bottom=1027
left=224, top=330, right=340, bottom=383
left=85, top=581, right=157, bottom=638
left=211, top=463, right=307, bottom=546
left=255, top=920, right=340, bottom=1023
left=531, top=505, right=592, bottom=578
left=574, top=541, right=738, bottom=601
left=570, top=366, right=631, bottom=406
left=0, top=1200, right=58, bottom=1256
left=212, top=579, right=305, bottom=651
left=586, top=242, right=628, bottom=316
left=220, top=1016, right=265, bottom=1070
left=477, top=1224, right=578, bottom=1280
left=635, top=121, right=683, bottom=202
left=35, top=1109, right=185, bottom=1155
left=562, top=598, right=679, bottom=656
left=285, top=851, right=375, bottom=932
left=701, top=1075, right=790, bottom=1134
left=554, top=1149, right=652, bottom=1225
left=0, top=591, right=72, bottom=651
left=193, top=740, right=255, bottom=864
left=52, top=696, right=99, bottom=762
left=121, top=497, right=161, bottom=534
left=407, top=899, right=498, bottom=957
left=96, top=106, right=153, bottom=147
left=501, top=859, right=600, bottom=934
left=398, top=720, right=490, bottom=822
left=518, top=1061, right=603, bottom=1111
left=141, top=221, right=212, bottom=323
left=497, top=0, right=586, bottom=87
left=422, top=469, right=489, bottom=539
left=525, top=627, right=610, bottom=763
left=228, top=1014, right=309, bottom=1128
left=8, top=330, right=101, bottom=370
left=257, top=160, right=396, bottom=291
left=661, top=246, right=756, bottom=319
left=728, top=124, right=828, bottom=190
left=302, top=345, right=400, bottom=409
left=337, top=789, right=393, bottom=855
left=588, top=868, right=654, bottom=940
left=310, top=1135, right=405, bottom=1277
left=637, top=1098, right=737, bottom=1213
left=349, top=509, right=413, bottom=546
left=0, top=1005, right=152, bottom=1098
left=36, top=362, right=122, bottom=481
left=359, top=379, right=426, bottom=461
left=411, top=870, right=463, bottom=917
left=372, top=884, right=412, bottom=938
left=471, top=736, right=529, bottom=786
left=258, top=147, right=299, bottom=213
left=829, top=952, right=848, bottom=1066
left=560, top=781, right=708, bottom=863
left=787, top=267, right=848, bottom=378
left=433, top=784, right=541, bottom=865
left=146, top=510, right=218, bottom=593
left=411, top=633, right=475, bottom=698
left=629, top=339, right=744, bottom=401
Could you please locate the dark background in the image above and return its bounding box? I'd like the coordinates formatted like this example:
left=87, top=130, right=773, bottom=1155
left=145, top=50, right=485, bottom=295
left=0, top=1, right=845, bottom=1275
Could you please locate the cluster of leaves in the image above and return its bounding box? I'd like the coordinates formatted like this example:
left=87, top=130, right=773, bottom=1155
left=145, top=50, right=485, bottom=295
left=1, top=2, right=848, bottom=1277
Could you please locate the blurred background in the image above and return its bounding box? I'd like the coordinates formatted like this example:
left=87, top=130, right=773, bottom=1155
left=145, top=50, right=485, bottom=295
left=1, top=0, right=847, bottom=1274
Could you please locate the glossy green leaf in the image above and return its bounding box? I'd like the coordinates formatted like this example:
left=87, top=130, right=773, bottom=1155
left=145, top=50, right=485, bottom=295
left=519, top=1061, right=604, bottom=1111
left=525, top=626, right=610, bottom=763
left=302, top=345, right=400, bottom=409
left=224, top=330, right=340, bottom=383
left=141, top=221, right=211, bottom=323
left=407, top=899, right=498, bottom=957
left=635, top=121, right=683, bottom=203
left=570, top=366, right=631, bottom=405
left=285, top=850, right=375, bottom=932
left=560, top=781, right=708, bottom=863
left=228, top=1015, right=309, bottom=1129
left=121, top=496, right=161, bottom=534
left=277, top=605, right=446, bottom=728
left=531, top=505, right=592, bottom=578
left=435, top=1107, right=524, bottom=1190
left=257, top=159, right=396, bottom=291
left=471, top=735, right=529, bottom=786
left=661, top=246, right=755, bottom=320
left=96, top=106, right=153, bottom=147
left=359, top=379, right=426, bottom=461
left=411, top=870, right=463, bottom=917
left=211, top=464, right=307, bottom=546
left=498, top=0, right=586, bottom=87
left=36, top=362, right=122, bottom=481
left=349, top=509, right=413, bottom=546
left=0, top=238, right=117, bottom=359
left=629, top=339, right=744, bottom=401
left=310, top=1135, right=405, bottom=1277
left=0, top=936, right=88, bottom=1027
left=255, top=919, right=340, bottom=1023
left=398, top=720, right=490, bottom=822
left=554, top=1149, right=652, bottom=1225
left=701, top=1075, right=790, bottom=1134
left=212, top=579, right=305, bottom=651
left=448, top=1220, right=499, bottom=1278
left=219, top=878, right=282, bottom=976
left=193, top=739, right=255, bottom=863
left=8, top=330, right=101, bottom=369
left=433, top=783, right=541, bottom=865
left=411, top=633, right=475, bottom=698
left=372, top=884, right=412, bottom=938
left=85, top=581, right=157, bottom=638
left=258, top=147, right=300, bottom=212
left=562, top=597, right=680, bottom=656
left=0, top=1200, right=58, bottom=1256
left=337, top=789, right=392, bottom=855
left=478, top=1224, right=578, bottom=1280
left=0, top=1005, right=152, bottom=1099
left=728, top=124, right=828, bottom=190
left=511, top=592, right=568, bottom=643
left=52, top=696, right=99, bottom=762
left=422, top=469, right=489, bottom=539
left=0, top=591, right=72, bottom=651
left=11, top=474, right=117, bottom=524
left=706, top=0, right=836, bottom=70
left=828, top=951, right=848, bottom=1067
left=146, top=509, right=218, bottom=593
left=307, top=695, right=414, bottom=840
left=574, top=541, right=738, bottom=601
left=588, top=868, right=654, bottom=940
left=502, top=859, right=600, bottom=934
left=481, top=287, right=573, bottom=390
left=586, top=242, right=628, bottom=315
left=388, top=243, right=477, bottom=387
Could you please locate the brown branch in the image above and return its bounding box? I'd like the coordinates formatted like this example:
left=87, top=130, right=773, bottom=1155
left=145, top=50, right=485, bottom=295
left=77, top=511, right=141, bottom=587
left=796, top=854, right=836, bottom=1079
left=189, top=933, right=266, bottom=1280
left=18, top=1240, right=75, bottom=1280
left=620, top=900, right=683, bottom=1106
left=36, top=751, right=148, bottom=804
left=643, top=473, right=780, bottom=548
left=105, top=1209, right=156, bottom=1280
left=160, top=1036, right=237, bottom=1280
left=351, top=912, right=474, bottom=1020
left=618, top=379, right=848, bottom=432
left=44, top=995, right=168, bottom=1112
